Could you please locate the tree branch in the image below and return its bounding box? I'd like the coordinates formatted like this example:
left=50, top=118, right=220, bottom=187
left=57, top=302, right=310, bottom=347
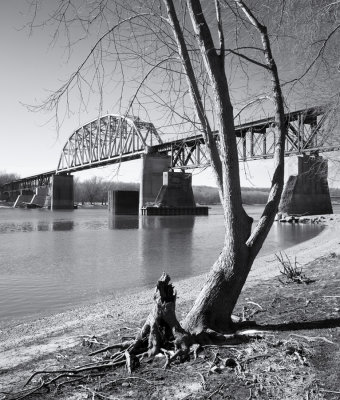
left=125, top=55, right=177, bottom=116
left=234, top=0, right=287, bottom=258
left=225, top=48, right=270, bottom=70
left=27, top=12, right=153, bottom=114
left=214, top=0, right=225, bottom=65
left=282, top=24, right=340, bottom=87
left=186, top=0, right=248, bottom=225
left=163, top=0, right=224, bottom=192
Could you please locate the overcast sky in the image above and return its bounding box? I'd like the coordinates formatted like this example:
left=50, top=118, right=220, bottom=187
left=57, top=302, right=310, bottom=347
left=0, top=1, right=338, bottom=189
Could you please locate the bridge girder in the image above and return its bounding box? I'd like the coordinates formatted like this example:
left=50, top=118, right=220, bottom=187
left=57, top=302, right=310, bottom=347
left=57, top=115, right=163, bottom=173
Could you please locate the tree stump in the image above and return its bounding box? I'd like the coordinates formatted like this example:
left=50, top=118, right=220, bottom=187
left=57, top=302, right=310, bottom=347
left=130, top=273, right=192, bottom=366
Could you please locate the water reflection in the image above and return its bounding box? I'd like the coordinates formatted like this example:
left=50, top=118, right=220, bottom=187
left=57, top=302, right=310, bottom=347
left=0, top=222, right=34, bottom=233
left=140, top=215, right=195, bottom=229
left=263, top=221, right=323, bottom=255
left=0, top=220, right=74, bottom=232
left=107, top=214, right=196, bottom=230
left=108, top=215, right=139, bottom=229
left=52, top=221, right=74, bottom=231
left=107, top=214, right=196, bottom=284
left=139, top=216, right=196, bottom=284
left=37, top=222, right=50, bottom=231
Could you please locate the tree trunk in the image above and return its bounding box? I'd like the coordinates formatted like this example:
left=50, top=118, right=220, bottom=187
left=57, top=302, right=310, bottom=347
left=162, top=0, right=286, bottom=338
left=183, top=220, right=254, bottom=335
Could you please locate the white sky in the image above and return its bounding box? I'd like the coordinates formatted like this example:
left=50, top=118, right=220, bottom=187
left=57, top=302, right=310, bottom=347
left=0, top=2, right=338, bottom=189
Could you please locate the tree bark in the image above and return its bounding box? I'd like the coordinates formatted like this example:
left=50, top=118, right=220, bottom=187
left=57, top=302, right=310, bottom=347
left=183, top=229, right=253, bottom=334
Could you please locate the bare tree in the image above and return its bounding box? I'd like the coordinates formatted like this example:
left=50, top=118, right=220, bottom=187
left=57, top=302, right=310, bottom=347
left=0, top=171, right=20, bottom=187
left=82, top=176, right=103, bottom=205
left=25, top=0, right=338, bottom=349
left=279, top=0, right=340, bottom=105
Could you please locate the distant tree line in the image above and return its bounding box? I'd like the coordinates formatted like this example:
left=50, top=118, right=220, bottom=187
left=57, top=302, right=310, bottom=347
left=74, top=177, right=340, bottom=206
left=330, top=188, right=340, bottom=197
left=3, top=172, right=339, bottom=205
left=0, top=171, right=20, bottom=187
left=192, top=186, right=220, bottom=205
left=193, top=186, right=271, bottom=205
left=74, top=178, right=272, bottom=205
left=241, top=188, right=271, bottom=205
left=74, top=177, right=139, bottom=205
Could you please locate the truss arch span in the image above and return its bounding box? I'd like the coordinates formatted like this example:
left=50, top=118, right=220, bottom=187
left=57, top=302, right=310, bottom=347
left=57, top=115, right=163, bottom=173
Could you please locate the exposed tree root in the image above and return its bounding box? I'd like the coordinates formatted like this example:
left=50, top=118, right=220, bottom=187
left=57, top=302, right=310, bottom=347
left=3, top=274, right=267, bottom=400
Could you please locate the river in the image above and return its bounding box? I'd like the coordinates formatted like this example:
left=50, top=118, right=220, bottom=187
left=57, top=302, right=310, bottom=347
left=0, top=204, right=334, bottom=324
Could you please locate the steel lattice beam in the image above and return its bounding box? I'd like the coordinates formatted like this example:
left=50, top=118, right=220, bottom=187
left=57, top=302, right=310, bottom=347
left=56, top=115, right=163, bottom=173
left=1, top=171, right=54, bottom=195
left=154, top=106, right=340, bottom=168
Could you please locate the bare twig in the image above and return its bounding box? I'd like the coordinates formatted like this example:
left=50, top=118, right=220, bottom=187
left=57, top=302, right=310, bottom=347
left=276, top=252, right=314, bottom=284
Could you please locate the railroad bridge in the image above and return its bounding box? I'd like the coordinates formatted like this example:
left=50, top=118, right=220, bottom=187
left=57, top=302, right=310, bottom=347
left=1, top=106, right=339, bottom=214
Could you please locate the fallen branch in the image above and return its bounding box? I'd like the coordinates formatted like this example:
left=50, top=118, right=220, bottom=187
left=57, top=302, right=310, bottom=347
left=88, top=340, right=134, bottom=356
left=82, top=335, right=107, bottom=348
left=246, top=301, right=263, bottom=310
left=101, top=376, right=159, bottom=389
left=290, top=333, right=335, bottom=345
left=207, top=384, right=225, bottom=399
left=24, top=360, right=125, bottom=388
left=319, top=389, right=340, bottom=394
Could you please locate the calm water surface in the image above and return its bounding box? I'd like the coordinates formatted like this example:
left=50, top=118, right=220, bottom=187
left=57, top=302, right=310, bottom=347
left=0, top=205, right=332, bottom=323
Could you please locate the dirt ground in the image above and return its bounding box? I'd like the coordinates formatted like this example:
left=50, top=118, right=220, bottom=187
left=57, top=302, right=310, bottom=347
left=1, top=250, right=339, bottom=400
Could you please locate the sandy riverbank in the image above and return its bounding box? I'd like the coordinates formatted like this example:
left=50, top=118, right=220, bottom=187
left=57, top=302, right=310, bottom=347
left=1, top=214, right=340, bottom=393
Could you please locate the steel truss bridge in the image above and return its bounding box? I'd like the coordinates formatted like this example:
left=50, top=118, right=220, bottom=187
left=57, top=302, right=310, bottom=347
left=2, top=106, right=339, bottom=192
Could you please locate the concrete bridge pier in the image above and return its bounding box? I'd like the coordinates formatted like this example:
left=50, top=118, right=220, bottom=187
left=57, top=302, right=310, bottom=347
left=108, top=190, right=139, bottom=215
left=279, top=154, right=333, bottom=215
left=7, top=190, right=20, bottom=203
left=50, top=174, right=74, bottom=210
left=13, top=189, right=34, bottom=208
left=31, top=186, right=51, bottom=208
left=154, top=171, right=196, bottom=207
left=139, top=153, right=171, bottom=211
